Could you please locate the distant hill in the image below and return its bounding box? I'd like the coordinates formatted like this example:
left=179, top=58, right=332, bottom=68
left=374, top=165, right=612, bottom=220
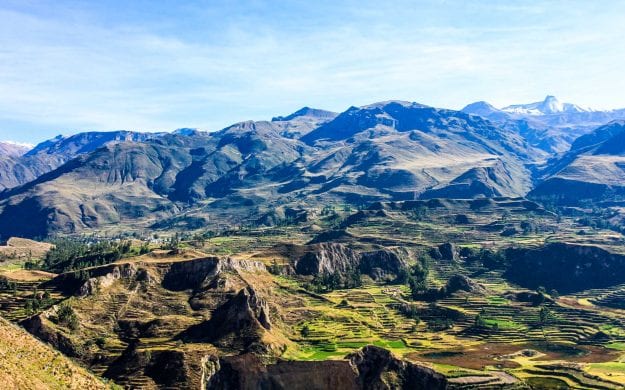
left=530, top=121, right=625, bottom=204
left=0, top=131, right=160, bottom=191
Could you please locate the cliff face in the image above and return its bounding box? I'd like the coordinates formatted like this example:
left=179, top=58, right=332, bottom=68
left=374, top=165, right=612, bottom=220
left=295, top=243, right=407, bottom=281
left=295, top=242, right=360, bottom=275
left=349, top=346, right=448, bottom=389
left=204, top=346, right=447, bottom=390
left=359, top=250, right=407, bottom=281
left=177, top=286, right=273, bottom=351
left=505, top=243, right=625, bottom=293
left=43, top=256, right=266, bottom=297
left=22, top=256, right=279, bottom=388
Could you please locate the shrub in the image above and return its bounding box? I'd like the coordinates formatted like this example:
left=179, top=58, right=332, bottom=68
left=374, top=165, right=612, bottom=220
left=57, top=303, right=79, bottom=331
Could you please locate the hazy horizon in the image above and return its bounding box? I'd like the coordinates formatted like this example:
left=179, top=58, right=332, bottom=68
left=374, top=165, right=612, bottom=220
left=0, top=94, right=614, bottom=146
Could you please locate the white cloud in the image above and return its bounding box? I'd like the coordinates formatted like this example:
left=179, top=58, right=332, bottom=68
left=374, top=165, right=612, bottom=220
left=1, top=1, right=625, bottom=142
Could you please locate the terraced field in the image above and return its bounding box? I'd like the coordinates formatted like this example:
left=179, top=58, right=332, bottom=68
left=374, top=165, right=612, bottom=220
left=3, top=198, right=625, bottom=387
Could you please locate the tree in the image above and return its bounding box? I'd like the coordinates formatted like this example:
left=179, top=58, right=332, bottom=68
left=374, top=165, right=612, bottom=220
left=393, top=267, right=410, bottom=284
left=300, top=324, right=310, bottom=338
left=57, top=303, right=79, bottom=331
left=408, top=277, right=427, bottom=299
left=474, top=313, right=487, bottom=328
left=139, top=242, right=150, bottom=255
left=539, top=307, right=552, bottom=326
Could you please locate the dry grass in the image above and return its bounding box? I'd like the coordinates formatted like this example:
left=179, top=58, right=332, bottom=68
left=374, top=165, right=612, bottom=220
left=0, top=269, right=56, bottom=282
left=0, top=317, right=106, bottom=389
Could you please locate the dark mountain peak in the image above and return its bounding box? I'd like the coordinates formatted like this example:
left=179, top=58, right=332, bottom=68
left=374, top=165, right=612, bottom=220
left=301, top=99, right=495, bottom=144
left=172, top=128, right=203, bottom=136
left=272, top=107, right=337, bottom=122
left=570, top=120, right=625, bottom=151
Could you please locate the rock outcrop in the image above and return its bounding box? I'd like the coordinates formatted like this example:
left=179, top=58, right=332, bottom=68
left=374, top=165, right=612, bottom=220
left=348, top=346, right=448, bottom=389
left=359, top=250, right=407, bottom=281
left=204, top=345, right=447, bottom=390
left=295, top=243, right=360, bottom=276
left=177, top=286, right=272, bottom=350
left=443, top=274, right=486, bottom=296
left=431, top=242, right=458, bottom=262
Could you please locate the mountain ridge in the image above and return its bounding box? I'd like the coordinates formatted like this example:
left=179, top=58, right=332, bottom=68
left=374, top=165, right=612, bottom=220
left=0, top=100, right=543, bottom=238
left=1, top=97, right=624, bottom=237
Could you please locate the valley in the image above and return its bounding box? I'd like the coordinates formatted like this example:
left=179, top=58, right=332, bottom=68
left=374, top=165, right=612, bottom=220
left=3, top=196, right=625, bottom=388
left=3, top=97, right=625, bottom=388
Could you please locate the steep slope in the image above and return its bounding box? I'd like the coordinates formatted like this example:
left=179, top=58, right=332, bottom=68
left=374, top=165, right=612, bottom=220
left=0, top=316, right=106, bottom=389
left=296, top=101, right=538, bottom=200
left=0, top=134, right=204, bottom=238
left=530, top=121, right=625, bottom=204
left=0, top=141, right=34, bottom=190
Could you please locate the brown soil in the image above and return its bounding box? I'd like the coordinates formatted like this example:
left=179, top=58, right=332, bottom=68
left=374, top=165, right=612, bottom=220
left=0, top=269, right=56, bottom=281
left=406, top=342, right=618, bottom=370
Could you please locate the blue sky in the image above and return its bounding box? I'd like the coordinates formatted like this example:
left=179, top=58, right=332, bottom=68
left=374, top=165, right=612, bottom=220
left=1, top=0, right=625, bottom=144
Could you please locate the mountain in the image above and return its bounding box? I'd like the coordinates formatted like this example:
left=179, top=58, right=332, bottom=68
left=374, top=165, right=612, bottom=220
left=501, top=95, right=590, bottom=115
left=0, top=142, right=34, bottom=190
left=26, top=131, right=158, bottom=157
left=271, top=106, right=337, bottom=122
left=0, top=101, right=544, bottom=238
left=463, top=95, right=625, bottom=153
left=0, top=131, right=160, bottom=191
left=0, top=141, right=32, bottom=157
left=529, top=121, right=625, bottom=204
left=299, top=100, right=538, bottom=199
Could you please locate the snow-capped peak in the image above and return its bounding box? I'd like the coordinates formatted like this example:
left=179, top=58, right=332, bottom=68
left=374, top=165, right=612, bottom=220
left=538, top=95, right=564, bottom=114
left=501, top=95, right=592, bottom=116
left=0, top=140, right=34, bottom=157
left=0, top=140, right=35, bottom=149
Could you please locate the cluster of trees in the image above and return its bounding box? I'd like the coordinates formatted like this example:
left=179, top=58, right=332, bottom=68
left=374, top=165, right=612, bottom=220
left=396, top=255, right=431, bottom=299
left=24, top=289, right=53, bottom=315
left=305, top=268, right=362, bottom=293
left=161, top=235, right=181, bottom=254
left=458, top=247, right=506, bottom=269
left=0, top=276, right=16, bottom=293
left=577, top=213, right=625, bottom=234
left=43, top=239, right=132, bottom=273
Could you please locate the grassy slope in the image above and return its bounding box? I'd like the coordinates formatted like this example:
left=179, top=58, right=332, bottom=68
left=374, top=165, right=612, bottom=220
left=0, top=317, right=107, bottom=390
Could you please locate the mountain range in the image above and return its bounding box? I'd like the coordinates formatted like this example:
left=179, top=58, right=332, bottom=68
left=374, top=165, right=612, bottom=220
left=462, top=95, right=625, bottom=153
left=1, top=96, right=624, bottom=238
